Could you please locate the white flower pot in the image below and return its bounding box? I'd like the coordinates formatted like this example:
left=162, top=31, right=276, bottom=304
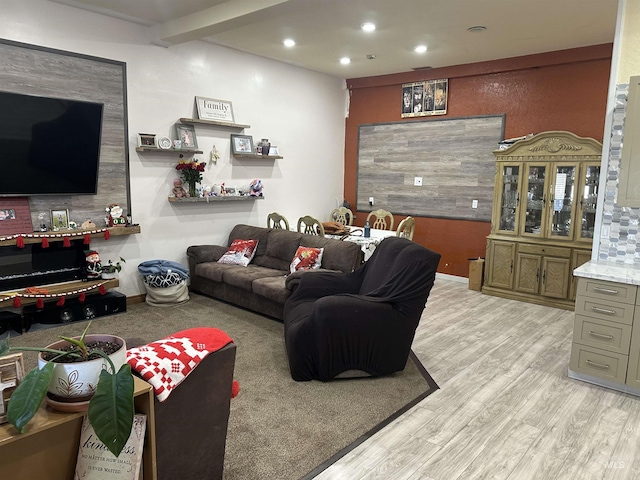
left=37, top=334, right=127, bottom=400
left=101, top=271, right=117, bottom=279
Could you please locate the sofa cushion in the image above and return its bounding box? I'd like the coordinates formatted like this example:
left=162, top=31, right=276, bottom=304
left=195, top=262, right=237, bottom=282
left=223, top=265, right=287, bottom=291
left=254, top=229, right=302, bottom=270
left=217, top=239, right=259, bottom=266
left=290, top=246, right=324, bottom=273
left=297, top=236, right=363, bottom=272
left=227, top=225, right=272, bottom=257
left=252, top=276, right=290, bottom=304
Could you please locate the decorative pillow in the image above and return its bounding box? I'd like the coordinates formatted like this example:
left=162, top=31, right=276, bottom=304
left=290, top=246, right=324, bottom=273
left=218, top=239, right=259, bottom=266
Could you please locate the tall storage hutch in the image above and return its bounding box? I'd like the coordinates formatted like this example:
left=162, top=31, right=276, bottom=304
left=482, top=131, right=602, bottom=310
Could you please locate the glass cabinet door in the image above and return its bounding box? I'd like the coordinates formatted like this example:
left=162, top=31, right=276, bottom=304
left=496, top=164, right=521, bottom=234
left=549, top=164, right=577, bottom=240
left=576, top=163, right=600, bottom=242
left=520, top=163, right=548, bottom=238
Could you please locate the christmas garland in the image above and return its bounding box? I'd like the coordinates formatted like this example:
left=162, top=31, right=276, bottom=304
left=0, top=281, right=110, bottom=308
left=0, top=228, right=111, bottom=247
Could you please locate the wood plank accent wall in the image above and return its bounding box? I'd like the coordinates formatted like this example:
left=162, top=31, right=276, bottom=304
left=0, top=39, right=129, bottom=229
left=345, top=44, right=612, bottom=278
left=357, top=115, right=504, bottom=221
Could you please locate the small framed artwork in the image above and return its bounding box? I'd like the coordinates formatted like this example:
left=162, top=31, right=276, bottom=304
left=0, top=353, right=25, bottom=424
left=195, top=97, right=235, bottom=124
left=137, top=133, right=157, bottom=148
left=0, top=197, right=33, bottom=236
left=230, top=134, right=254, bottom=155
left=175, top=124, right=198, bottom=150
left=401, top=79, right=448, bottom=118
left=50, top=208, right=70, bottom=230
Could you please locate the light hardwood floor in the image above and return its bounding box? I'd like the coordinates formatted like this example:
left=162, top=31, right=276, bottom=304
left=314, top=278, right=640, bottom=480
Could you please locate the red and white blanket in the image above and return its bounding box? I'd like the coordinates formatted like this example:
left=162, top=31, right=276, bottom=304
left=126, top=327, right=236, bottom=402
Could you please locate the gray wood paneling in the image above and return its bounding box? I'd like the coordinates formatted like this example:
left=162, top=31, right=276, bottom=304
left=357, top=115, right=504, bottom=221
left=0, top=39, right=129, bottom=229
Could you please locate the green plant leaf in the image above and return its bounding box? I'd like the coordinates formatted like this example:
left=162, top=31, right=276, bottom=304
left=7, top=362, right=54, bottom=432
left=88, top=363, right=135, bottom=457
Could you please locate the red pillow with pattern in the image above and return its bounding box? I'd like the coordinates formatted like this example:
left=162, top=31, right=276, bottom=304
left=218, top=239, right=259, bottom=266
left=290, top=246, right=324, bottom=273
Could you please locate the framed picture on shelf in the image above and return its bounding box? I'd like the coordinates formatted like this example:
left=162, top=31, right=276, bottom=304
left=137, top=133, right=157, bottom=148
left=195, top=96, right=235, bottom=124
left=0, top=197, right=32, bottom=236
left=230, top=134, right=254, bottom=155
left=50, top=208, right=69, bottom=230
left=175, top=124, right=198, bottom=149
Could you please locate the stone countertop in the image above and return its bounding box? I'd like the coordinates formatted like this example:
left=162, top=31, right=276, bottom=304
left=574, top=260, right=640, bottom=286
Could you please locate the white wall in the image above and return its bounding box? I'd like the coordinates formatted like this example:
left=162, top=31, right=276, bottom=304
left=1, top=0, right=347, bottom=297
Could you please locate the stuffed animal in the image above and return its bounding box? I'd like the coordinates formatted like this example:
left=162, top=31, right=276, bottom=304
left=85, top=250, right=102, bottom=279
left=249, top=179, right=263, bottom=196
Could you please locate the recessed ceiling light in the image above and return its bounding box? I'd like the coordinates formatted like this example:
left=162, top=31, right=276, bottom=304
left=361, top=22, right=376, bottom=32
left=366, top=54, right=376, bottom=60
left=467, top=25, right=487, bottom=32
left=414, top=45, right=428, bottom=54
left=283, top=38, right=296, bottom=47
left=340, top=57, right=351, bottom=65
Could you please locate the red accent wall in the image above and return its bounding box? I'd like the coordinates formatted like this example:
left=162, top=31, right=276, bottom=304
left=344, top=44, right=612, bottom=278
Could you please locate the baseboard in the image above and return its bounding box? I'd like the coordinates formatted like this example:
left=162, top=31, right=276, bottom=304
left=127, top=294, right=146, bottom=304
left=436, top=272, right=467, bottom=284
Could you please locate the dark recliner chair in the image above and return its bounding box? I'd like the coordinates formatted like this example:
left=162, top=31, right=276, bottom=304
left=283, top=236, right=441, bottom=381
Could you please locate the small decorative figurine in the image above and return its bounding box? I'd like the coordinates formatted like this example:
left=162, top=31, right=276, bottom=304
left=106, top=204, right=127, bottom=226
left=172, top=178, right=189, bottom=198
left=249, top=179, right=263, bottom=196
left=81, top=219, right=97, bottom=230
left=85, top=250, right=102, bottom=279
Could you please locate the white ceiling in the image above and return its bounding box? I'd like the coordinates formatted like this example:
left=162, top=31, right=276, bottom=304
left=50, top=0, right=619, bottom=79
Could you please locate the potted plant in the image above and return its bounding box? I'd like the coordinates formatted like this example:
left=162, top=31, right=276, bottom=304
left=101, top=256, right=126, bottom=279
left=0, top=322, right=134, bottom=457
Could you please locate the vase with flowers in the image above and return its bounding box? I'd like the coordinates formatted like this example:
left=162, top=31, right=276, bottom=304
left=175, top=155, right=206, bottom=197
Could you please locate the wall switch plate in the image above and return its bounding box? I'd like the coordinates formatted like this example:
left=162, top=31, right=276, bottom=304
left=472, top=199, right=478, bottom=208
left=414, top=177, right=423, bottom=186
left=369, top=197, right=374, bottom=206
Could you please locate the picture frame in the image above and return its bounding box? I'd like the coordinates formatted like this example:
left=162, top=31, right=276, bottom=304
left=137, top=133, right=157, bottom=148
left=50, top=208, right=70, bottom=230
left=175, top=124, right=198, bottom=149
left=401, top=79, right=448, bottom=118
left=230, top=134, right=254, bottom=155
left=0, top=353, right=25, bottom=424
left=195, top=96, right=235, bottom=124
left=0, top=198, right=33, bottom=236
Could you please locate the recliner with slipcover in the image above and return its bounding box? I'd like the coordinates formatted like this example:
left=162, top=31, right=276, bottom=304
left=283, top=236, right=441, bottom=381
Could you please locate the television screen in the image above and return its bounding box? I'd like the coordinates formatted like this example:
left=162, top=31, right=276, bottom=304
left=0, top=91, right=103, bottom=196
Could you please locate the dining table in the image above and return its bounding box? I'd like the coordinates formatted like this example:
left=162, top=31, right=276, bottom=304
left=326, top=227, right=397, bottom=261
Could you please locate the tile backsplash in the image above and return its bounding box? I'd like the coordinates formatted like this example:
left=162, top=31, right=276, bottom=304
left=598, top=83, right=640, bottom=264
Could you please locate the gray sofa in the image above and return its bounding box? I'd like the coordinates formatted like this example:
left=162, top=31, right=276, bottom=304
left=187, top=224, right=364, bottom=320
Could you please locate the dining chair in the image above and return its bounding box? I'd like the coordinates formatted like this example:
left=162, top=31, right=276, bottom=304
left=267, top=211, right=290, bottom=230
left=297, top=215, right=325, bottom=236
left=396, top=216, right=415, bottom=240
left=329, top=206, right=353, bottom=226
left=366, top=209, right=394, bottom=230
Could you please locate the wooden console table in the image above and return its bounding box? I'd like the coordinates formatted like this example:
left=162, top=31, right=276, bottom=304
left=0, top=376, right=157, bottom=479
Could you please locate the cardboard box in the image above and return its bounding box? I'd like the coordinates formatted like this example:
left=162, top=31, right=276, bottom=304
left=468, top=258, right=485, bottom=291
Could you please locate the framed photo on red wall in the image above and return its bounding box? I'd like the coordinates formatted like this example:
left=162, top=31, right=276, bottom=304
left=0, top=197, right=32, bottom=236
left=401, top=79, right=448, bottom=118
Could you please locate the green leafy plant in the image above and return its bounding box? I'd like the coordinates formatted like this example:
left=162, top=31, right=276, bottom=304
left=0, top=322, right=134, bottom=457
left=102, top=256, right=126, bottom=274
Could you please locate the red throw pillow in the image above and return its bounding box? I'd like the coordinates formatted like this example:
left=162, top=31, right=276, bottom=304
left=290, top=246, right=324, bottom=273
left=218, top=239, right=259, bottom=266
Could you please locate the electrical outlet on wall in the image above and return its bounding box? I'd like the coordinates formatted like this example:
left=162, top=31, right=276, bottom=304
left=472, top=200, right=478, bottom=209
left=414, top=177, right=422, bottom=186
left=369, top=197, right=374, bottom=206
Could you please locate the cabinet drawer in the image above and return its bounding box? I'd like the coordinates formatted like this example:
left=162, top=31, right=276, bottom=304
left=574, top=296, right=635, bottom=325
left=569, top=344, right=628, bottom=383
left=573, top=315, right=632, bottom=354
left=577, top=278, right=637, bottom=305
left=518, top=243, right=571, bottom=258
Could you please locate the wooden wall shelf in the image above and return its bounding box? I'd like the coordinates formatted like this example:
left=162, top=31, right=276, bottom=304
left=179, top=117, right=250, bottom=129
left=0, top=225, right=141, bottom=248
left=168, top=196, right=264, bottom=203
left=136, top=146, right=203, bottom=154
left=0, top=279, right=120, bottom=308
left=233, top=153, right=283, bottom=159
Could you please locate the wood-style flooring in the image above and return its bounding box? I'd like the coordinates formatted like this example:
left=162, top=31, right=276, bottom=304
left=313, top=278, right=640, bottom=480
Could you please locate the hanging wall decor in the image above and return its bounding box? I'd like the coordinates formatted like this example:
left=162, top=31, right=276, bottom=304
left=401, top=78, right=448, bottom=118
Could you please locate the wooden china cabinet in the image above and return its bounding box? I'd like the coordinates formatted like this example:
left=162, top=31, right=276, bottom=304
left=482, top=131, right=602, bottom=310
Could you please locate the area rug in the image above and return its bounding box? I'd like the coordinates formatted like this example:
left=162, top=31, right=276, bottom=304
left=8, top=293, right=438, bottom=479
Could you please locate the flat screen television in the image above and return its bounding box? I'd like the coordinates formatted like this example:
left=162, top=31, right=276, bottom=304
left=0, top=91, right=103, bottom=196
